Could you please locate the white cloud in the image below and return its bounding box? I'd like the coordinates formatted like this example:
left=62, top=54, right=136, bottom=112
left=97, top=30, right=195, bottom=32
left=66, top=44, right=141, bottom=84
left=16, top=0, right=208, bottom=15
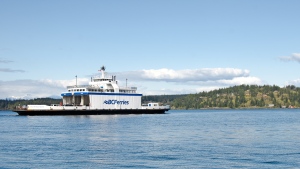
left=139, top=76, right=262, bottom=95
left=279, top=53, right=300, bottom=62
left=126, top=68, right=262, bottom=95
left=141, top=88, right=195, bottom=95
left=39, top=78, right=89, bottom=88
left=217, top=76, right=262, bottom=86
left=118, top=68, right=261, bottom=88
left=286, top=78, right=300, bottom=86
left=0, top=68, right=25, bottom=73
left=0, top=78, right=89, bottom=99
left=0, top=58, right=13, bottom=63
left=0, top=68, right=263, bottom=99
left=116, top=68, right=250, bottom=82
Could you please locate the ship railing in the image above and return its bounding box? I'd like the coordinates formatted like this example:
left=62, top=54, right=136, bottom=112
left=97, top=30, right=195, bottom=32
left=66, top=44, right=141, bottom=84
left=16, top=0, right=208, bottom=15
left=120, top=86, right=137, bottom=90
left=67, top=85, right=90, bottom=89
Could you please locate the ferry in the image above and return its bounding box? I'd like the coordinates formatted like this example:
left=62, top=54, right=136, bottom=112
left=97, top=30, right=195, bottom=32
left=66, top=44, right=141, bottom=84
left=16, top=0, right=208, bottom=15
left=14, top=66, right=170, bottom=115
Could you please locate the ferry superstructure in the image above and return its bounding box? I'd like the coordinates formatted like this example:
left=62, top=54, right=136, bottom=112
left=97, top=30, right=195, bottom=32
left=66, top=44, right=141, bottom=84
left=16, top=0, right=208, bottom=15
left=14, top=66, right=170, bottom=115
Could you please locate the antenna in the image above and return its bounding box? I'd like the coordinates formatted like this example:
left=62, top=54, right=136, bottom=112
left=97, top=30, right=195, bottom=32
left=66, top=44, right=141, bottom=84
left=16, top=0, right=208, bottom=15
left=75, top=75, right=77, bottom=86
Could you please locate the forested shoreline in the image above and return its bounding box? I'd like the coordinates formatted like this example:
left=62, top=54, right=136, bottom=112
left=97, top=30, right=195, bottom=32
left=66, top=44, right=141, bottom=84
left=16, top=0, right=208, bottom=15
left=171, top=85, right=300, bottom=109
left=1, top=85, right=300, bottom=110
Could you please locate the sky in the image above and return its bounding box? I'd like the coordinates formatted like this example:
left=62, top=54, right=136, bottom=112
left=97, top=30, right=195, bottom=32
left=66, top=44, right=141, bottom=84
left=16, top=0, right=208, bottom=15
left=1, top=0, right=300, bottom=99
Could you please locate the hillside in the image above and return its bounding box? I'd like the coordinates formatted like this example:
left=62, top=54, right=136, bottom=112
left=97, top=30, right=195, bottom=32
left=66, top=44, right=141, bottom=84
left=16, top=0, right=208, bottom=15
left=171, top=85, right=300, bottom=109
left=0, top=98, right=61, bottom=110
left=142, top=94, right=187, bottom=105
left=1, top=85, right=300, bottom=110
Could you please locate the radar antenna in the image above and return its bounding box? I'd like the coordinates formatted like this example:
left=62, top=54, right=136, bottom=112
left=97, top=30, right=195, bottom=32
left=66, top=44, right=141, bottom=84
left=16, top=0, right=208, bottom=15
left=100, top=66, right=106, bottom=71
left=99, top=65, right=106, bottom=78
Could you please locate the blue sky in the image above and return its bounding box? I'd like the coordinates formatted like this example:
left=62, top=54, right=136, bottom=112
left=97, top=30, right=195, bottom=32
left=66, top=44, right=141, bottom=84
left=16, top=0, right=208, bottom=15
left=1, top=0, right=300, bottom=99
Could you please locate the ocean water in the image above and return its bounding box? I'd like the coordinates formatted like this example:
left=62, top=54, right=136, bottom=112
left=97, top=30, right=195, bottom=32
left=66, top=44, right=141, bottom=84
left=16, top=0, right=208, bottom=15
left=0, top=109, right=300, bottom=169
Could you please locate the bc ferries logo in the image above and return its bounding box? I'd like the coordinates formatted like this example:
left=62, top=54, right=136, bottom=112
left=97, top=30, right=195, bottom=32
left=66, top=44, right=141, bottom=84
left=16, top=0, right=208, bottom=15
left=103, top=100, right=129, bottom=105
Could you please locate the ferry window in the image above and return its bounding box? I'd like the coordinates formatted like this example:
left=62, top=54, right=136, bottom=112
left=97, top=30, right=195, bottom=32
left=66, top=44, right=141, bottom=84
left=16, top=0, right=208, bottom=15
left=83, top=89, right=85, bottom=91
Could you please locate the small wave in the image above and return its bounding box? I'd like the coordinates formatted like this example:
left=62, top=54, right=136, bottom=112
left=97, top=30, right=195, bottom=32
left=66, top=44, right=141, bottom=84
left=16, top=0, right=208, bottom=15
left=262, top=161, right=282, bottom=164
